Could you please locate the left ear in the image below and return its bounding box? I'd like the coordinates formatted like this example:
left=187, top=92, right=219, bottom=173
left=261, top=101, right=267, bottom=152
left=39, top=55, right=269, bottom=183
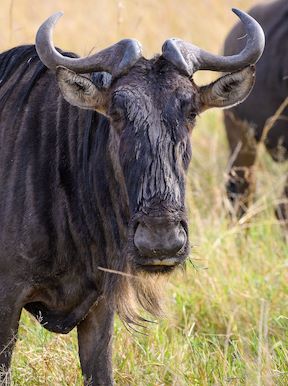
left=56, top=66, right=110, bottom=111
left=199, top=66, right=255, bottom=112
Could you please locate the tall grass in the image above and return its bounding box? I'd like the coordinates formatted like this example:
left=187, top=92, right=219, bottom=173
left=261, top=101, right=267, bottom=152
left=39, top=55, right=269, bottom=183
left=1, top=0, right=287, bottom=385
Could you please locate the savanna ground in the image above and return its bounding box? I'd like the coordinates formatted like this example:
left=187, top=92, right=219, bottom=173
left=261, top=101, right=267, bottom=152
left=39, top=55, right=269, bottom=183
left=1, top=0, right=287, bottom=385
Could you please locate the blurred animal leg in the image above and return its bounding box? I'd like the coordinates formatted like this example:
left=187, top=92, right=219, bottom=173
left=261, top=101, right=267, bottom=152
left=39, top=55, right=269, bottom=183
left=275, top=175, right=288, bottom=239
left=224, top=111, right=258, bottom=218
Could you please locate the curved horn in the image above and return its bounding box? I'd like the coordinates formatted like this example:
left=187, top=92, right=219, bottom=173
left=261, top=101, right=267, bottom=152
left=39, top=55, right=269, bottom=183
left=162, top=8, right=265, bottom=76
left=35, top=12, right=142, bottom=77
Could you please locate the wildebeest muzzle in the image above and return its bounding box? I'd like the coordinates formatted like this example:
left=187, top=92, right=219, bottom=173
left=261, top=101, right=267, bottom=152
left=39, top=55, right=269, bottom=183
left=132, top=210, right=188, bottom=273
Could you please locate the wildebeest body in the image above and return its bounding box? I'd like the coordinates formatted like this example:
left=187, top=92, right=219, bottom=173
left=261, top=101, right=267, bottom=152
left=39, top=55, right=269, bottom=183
left=0, top=46, right=194, bottom=384
left=224, top=0, right=288, bottom=219
left=0, top=9, right=264, bottom=384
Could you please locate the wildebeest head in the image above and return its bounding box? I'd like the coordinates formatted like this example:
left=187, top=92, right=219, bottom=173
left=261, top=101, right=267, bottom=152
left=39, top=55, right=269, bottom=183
left=35, top=9, right=264, bottom=274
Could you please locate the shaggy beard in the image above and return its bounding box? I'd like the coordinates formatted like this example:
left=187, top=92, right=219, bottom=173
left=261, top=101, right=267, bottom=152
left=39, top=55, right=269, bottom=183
left=101, top=247, right=166, bottom=326
left=100, top=209, right=188, bottom=326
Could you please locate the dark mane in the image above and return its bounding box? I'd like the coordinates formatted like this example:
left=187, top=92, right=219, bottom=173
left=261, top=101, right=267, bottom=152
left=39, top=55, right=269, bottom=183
left=0, top=45, right=80, bottom=108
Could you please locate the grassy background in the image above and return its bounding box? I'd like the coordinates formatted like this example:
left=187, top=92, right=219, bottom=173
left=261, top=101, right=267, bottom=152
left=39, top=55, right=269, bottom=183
left=1, top=0, right=288, bottom=385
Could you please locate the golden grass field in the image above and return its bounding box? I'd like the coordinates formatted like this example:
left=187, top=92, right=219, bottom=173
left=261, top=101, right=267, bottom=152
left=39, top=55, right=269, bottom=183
left=1, top=1, right=258, bottom=58
left=1, top=0, right=288, bottom=385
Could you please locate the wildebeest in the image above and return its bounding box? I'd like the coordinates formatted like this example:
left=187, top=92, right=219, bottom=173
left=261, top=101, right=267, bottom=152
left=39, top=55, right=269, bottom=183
left=0, top=9, right=264, bottom=385
left=224, top=0, right=288, bottom=223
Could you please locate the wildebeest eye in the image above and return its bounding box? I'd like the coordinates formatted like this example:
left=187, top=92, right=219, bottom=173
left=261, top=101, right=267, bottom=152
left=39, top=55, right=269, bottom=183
left=187, top=110, right=197, bottom=122
left=180, top=98, right=197, bottom=122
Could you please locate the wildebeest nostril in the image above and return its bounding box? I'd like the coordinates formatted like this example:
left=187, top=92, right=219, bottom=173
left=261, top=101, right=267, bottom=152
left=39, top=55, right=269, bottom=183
left=134, top=220, right=187, bottom=257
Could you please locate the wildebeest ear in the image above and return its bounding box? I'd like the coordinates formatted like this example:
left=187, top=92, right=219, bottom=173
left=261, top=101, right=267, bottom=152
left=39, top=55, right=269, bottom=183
left=56, top=66, right=108, bottom=111
left=199, top=66, right=255, bottom=112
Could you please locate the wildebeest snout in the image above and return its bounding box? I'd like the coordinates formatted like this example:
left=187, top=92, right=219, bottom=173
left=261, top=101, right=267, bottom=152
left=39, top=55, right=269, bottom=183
left=134, top=217, right=187, bottom=259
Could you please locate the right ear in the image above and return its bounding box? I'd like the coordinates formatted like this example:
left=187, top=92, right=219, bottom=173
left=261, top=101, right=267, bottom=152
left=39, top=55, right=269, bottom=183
left=199, top=66, right=256, bottom=112
left=56, top=66, right=109, bottom=111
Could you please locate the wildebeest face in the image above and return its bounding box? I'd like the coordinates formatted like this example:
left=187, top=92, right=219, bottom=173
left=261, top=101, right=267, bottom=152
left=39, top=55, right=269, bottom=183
left=57, top=58, right=199, bottom=272
left=56, top=60, right=257, bottom=273
left=107, top=59, right=197, bottom=272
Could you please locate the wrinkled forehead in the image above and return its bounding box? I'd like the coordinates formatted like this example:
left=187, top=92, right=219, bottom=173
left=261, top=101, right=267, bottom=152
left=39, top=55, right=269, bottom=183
left=110, top=57, right=198, bottom=107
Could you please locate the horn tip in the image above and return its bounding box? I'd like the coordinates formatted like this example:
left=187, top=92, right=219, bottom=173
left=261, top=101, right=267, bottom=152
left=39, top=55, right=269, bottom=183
left=231, top=6, right=265, bottom=61
left=44, top=11, right=64, bottom=26
left=231, top=8, right=243, bottom=17
left=52, top=11, right=64, bottom=20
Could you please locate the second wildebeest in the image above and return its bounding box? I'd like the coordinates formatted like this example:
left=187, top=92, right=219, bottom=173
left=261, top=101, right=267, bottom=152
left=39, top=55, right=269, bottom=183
left=0, top=9, right=264, bottom=385
left=224, top=0, right=288, bottom=223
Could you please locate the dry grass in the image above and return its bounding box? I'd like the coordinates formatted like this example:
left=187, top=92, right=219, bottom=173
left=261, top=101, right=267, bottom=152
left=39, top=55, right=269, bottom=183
left=1, top=0, right=257, bottom=49
left=0, top=0, right=287, bottom=385
left=1, top=0, right=259, bottom=83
